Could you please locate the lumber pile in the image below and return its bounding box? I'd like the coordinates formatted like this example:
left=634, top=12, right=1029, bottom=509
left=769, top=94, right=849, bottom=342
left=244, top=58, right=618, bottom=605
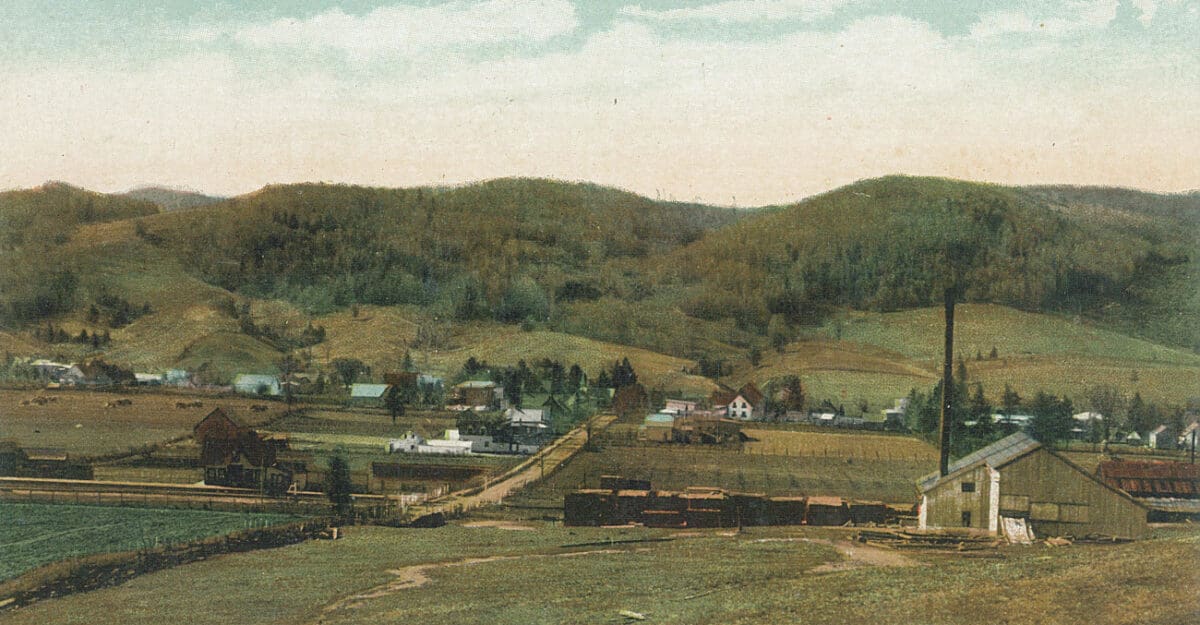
left=854, top=529, right=1002, bottom=551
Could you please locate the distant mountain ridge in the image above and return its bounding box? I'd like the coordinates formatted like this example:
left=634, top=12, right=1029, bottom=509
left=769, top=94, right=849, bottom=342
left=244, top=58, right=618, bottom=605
left=121, top=186, right=224, bottom=212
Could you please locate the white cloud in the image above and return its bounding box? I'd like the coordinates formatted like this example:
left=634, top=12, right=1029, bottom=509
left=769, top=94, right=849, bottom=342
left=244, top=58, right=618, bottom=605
left=190, top=0, right=577, bottom=57
left=2, top=8, right=1197, bottom=204
left=619, top=0, right=853, bottom=23
left=969, top=1, right=1126, bottom=38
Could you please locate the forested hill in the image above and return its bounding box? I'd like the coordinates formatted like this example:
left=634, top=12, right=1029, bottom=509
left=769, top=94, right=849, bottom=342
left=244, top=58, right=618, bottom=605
left=0, top=183, right=159, bottom=324
left=135, top=178, right=747, bottom=319
left=659, top=176, right=1199, bottom=351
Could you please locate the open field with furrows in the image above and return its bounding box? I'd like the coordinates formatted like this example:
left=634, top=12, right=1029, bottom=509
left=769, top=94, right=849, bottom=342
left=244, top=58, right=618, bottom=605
left=3, top=523, right=1197, bottom=625
left=0, top=390, right=282, bottom=457
left=499, top=435, right=935, bottom=509
left=270, top=408, right=457, bottom=440
left=741, top=429, right=938, bottom=461
left=0, top=503, right=297, bottom=582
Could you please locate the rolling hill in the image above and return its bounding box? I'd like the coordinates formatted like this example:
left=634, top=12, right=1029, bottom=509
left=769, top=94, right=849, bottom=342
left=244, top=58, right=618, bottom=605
left=0, top=175, right=1195, bottom=411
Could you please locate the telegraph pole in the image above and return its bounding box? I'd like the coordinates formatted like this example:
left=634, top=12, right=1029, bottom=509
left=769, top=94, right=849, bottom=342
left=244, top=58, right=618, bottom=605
left=938, top=288, right=955, bottom=477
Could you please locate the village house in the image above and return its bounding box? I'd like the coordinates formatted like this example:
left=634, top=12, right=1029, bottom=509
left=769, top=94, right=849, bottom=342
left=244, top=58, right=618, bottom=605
left=712, top=383, right=764, bottom=420
left=506, top=407, right=549, bottom=449
left=449, top=380, right=505, bottom=411
left=195, top=408, right=307, bottom=494
left=1071, top=411, right=1104, bottom=441
left=919, top=432, right=1147, bottom=539
left=1146, top=425, right=1177, bottom=450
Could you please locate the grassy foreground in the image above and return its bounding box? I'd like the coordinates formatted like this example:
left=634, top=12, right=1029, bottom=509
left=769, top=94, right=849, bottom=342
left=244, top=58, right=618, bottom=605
left=3, top=523, right=1197, bottom=625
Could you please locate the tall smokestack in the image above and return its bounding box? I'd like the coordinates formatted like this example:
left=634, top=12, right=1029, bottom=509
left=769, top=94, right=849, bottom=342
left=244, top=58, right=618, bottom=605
left=939, top=288, right=955, bottom=477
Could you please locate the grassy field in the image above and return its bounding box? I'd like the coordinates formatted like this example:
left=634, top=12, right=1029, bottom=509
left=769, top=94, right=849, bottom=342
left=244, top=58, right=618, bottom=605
left=825, top=304, right=1200, bottom=366
left=0, top=503, right=297, bottom=581
left=3, top=523, right=1197, bottom=625
left=0, top=389, right=281, bottom=458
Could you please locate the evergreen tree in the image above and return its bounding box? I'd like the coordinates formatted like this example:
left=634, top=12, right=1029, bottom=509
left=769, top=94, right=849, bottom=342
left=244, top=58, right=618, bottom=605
left=326, top=452, right=354, bottom=518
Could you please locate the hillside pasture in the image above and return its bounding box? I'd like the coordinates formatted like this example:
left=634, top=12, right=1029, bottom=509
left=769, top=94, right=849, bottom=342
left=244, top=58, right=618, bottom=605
left=418, top=327, right=718, bottom=396
left=0, top=390, right=280, bottom=457
left=0, top=502, right=296, bottom=582
left=826, top=304, right=1200, bottom=367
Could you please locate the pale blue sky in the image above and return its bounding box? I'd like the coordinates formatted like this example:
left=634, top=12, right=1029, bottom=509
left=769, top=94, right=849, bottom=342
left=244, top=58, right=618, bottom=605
left=1, top=0, right=1195, bottom=204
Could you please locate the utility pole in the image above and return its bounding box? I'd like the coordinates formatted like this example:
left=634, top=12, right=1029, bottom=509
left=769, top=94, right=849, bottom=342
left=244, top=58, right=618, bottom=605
left=938, top=288, right=955, bottom=477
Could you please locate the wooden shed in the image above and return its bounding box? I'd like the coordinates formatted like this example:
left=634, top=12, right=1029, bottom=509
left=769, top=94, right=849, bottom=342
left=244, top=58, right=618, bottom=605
left=919, top=432, right=1147, bottom=539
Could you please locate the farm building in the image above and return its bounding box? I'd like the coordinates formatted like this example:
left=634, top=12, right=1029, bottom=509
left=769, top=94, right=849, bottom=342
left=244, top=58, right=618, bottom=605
left=664, top=399, right=699, bottom=416
left=639, top=413, right=675, bottom=442
left=1096, top=460, right=1200, bottom=521
left=919, top=432, right=1147, bottom=539
left=193, top=408, right=250, bottom=447
left=233, top=374, right=281, bottom=396
left=386, top=430, right=475, bottom=456
left=0, top=442, right=93, bottom=480
left=349, top=383, right=392, bottom=406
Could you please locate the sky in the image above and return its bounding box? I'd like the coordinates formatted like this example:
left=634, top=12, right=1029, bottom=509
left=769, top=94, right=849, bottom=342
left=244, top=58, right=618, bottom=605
left=0, top=0, right=1196, bottom=206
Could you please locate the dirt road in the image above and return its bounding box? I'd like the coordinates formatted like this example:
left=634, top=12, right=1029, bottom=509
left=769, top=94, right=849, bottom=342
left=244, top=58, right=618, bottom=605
left=410, top=414, right=616, bottom=516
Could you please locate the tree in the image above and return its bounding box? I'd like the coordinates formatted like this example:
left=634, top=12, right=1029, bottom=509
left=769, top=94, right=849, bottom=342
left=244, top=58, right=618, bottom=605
left=326, top=452, right=354, bottom=518
left=1001, top=384, right=1022, bottom=416
left=1029, top=391, right=1073, bottom=447
left=277, top=353, right=303, bottom=413
left=748, top=346, right=763, bottom=367
left=566, top=363, right=584, bottom=393
left=781, top=375, right=805, bottom=412
left=402, top=350, right=415, bottom=372
left=384, top=385, right=405, bottom=425
left=332, top=357, right=365, bottom=389
left=1086, top=384, right=1124, bottom=442
left=968, top=382, right=994, bottom=433
left=1127, top=392, right=1151, bottom=434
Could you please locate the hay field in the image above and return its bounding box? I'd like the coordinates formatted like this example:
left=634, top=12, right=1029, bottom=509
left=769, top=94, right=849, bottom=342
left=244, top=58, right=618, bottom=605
left=4, top=523, right=1197, bottom=625
left=0, top=390, right=279, bottom=457
left=0, top=503, right=296, bottom=582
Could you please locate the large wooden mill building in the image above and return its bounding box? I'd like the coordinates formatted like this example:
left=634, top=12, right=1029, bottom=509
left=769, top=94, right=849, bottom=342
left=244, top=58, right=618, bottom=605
left=918, top=432, right=1148, bottom=539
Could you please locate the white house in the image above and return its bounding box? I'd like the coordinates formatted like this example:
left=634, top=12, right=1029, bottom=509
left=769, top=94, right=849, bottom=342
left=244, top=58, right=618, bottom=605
left=233, top=374, right=281, bottom=396
left=1148, top=425, right=1176, bottom=450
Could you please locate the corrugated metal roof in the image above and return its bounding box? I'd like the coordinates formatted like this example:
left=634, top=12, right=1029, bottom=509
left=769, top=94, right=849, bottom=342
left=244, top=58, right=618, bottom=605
left=919, top=432, right=1041, bottom=492
left=1140, top=497, right=1200, bottom=513
left=350, top=383, right=391, bottom=398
